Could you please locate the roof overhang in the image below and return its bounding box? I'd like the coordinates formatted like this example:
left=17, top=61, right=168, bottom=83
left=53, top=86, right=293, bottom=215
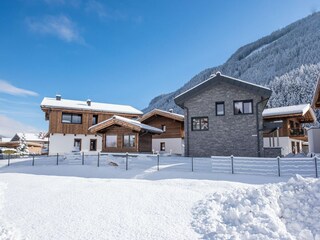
left=140, top=109, right=184, bottom=122
left=174, top=72, right=272, bottom=108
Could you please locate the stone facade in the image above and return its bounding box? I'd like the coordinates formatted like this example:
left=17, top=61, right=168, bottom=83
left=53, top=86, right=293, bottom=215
left=183, top=82, right=267, bottom=157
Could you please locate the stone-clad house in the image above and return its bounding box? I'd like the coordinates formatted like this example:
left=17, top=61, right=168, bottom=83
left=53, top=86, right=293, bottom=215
left=174, top=72, right=272, bottom=157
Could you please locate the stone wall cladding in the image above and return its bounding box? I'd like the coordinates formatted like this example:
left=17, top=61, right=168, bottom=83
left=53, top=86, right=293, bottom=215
left=263, top=147, right=282, bottom=158
left=184, top=82, right=267, bottom=157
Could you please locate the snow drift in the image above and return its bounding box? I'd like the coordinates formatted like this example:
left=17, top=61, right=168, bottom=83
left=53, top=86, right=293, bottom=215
left=192, top=175, right=320, bottom=240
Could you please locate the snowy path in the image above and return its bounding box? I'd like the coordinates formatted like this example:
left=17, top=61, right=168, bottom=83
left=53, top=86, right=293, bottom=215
left=0, top=165, right=289, bottom=239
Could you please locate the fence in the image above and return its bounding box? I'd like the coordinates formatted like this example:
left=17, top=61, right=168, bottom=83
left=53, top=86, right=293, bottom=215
left=1, top=153, right=319, bottom=178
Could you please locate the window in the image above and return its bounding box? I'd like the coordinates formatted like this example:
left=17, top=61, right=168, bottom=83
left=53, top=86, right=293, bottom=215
left=289, top=120, right=294, bottom=129
left=160, top=142, right=165, bottom=151
left=74, top=139, right=81, bottom=151
left=123, top=134, right=136, bottom=148
left=161, top=125, right=166, bottom=132
left=62, top=113, right=82, bottom=124
left=106, top=135, right=117, bottom=148
left=234, top=100, right=253, bottom=115
left=216, top=102, right=225, bottom=116
left=192, top=117, right=209, bottom=131
left=90, top=139, right=97, bottom=151
left=92, top=115, right=98, bottom=125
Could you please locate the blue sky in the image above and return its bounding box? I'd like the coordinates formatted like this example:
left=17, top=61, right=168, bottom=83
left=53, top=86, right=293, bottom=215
left=0, top=0, right=320, bottom=136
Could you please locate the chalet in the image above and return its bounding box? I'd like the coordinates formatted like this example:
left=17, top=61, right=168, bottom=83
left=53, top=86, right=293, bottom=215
left=174, top=72, right=272, bottom=157
left=89, top=115, right=163, bottom=153
left=140, top=109, right=184, bottom=155
left=263, top=104, right=316, bottom=156
left=41, top=95, right=144, bottom=155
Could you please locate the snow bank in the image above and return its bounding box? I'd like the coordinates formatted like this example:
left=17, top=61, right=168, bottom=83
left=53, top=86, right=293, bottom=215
left=192, top=175, right=320, bottom=240
left=0, top=182, right=20, bottom=240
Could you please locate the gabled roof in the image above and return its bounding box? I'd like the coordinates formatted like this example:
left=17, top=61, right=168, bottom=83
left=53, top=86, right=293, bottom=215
left=312, top=76, right=320, bottom=109
left=174, top=72, right=272, bottom=107
left=140, top=109, right=184, bottom=123
left=11, top=133, right=48, bottom=142
left=262, top=104, right=316, bottom=123
left=41, top=97, right=143, bottom=115
left=88, top=115, right=163, bottom=134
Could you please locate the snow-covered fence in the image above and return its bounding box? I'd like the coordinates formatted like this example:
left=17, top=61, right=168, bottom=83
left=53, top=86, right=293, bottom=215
left=211, top=155, right=319, bottom=178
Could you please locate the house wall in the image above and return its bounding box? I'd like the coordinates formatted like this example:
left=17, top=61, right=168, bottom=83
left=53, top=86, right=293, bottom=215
left=183, top=82, right=266, bottom=157
left=48, top=134, right=102, bottom=155
left=151, top=138, right=184, bottom=155
left=139, top=134, right=153, bottom=152
left=308, top=127, right=320, bottom=153
left=263, top=136, right=306, bottom=156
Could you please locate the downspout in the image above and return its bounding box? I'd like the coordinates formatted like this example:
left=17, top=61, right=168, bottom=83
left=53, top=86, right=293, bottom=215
left=256, top=97, right=269, bottom=157
left=184, top=105, right=190, bottom=157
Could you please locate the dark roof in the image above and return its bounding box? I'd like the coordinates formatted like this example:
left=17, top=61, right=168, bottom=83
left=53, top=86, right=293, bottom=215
left=174, top=72, right=272, bottom=107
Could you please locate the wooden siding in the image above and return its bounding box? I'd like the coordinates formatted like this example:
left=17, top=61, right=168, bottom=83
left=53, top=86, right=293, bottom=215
left=263, top=117, right=304, bottom=138
left=138, top=133, right=152, bottom=152
left=142, top=115, right=184, bottom=139
left=43, top=108, right=141, bottom=135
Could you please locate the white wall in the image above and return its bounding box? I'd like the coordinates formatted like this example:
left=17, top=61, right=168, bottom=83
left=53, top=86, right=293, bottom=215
left=48, top=134, right=102, bottom=155
left=308, top=128, right=320, bottom=153
left=263, top=136, right=306, bottom=156
left=152, top=138, right=184, bottom=155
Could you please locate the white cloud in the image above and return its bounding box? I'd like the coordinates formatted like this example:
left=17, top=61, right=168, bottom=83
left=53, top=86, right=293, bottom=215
left=85, top=0, right=126, bottom=21
left=26, top=15, right=85, bottom=44
left=0, top=115, right=42, bottom=137
left=0, top=80, right=38, bottom=97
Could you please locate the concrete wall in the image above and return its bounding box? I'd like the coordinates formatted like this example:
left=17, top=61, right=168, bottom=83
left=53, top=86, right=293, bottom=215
left=48, top=134, right=102, bottom=155
left=152, top=138, right=184, bottom=155
left=184, top=82, right=266, bottom=157
left=308, top=127, right=320, bottom=153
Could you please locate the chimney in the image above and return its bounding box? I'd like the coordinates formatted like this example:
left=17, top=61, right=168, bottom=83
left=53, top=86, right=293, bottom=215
left=169, top=109, right=173, bottom=113
left=87, top=99, right=91, bottom=106
left=56, top=94, right=61, bottom=101
left=216, top=71, right=221, bottom=76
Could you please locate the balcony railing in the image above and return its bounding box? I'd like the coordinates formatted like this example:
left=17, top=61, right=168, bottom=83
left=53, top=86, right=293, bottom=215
left=289, top=128, right=306, bottom=137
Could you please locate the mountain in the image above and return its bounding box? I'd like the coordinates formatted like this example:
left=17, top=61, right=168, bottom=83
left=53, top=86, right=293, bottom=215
left=143, top=12, right=320, bottom=117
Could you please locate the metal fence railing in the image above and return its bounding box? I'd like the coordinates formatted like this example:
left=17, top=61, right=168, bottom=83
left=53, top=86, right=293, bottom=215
left=0, top=153, right=318, bottom=178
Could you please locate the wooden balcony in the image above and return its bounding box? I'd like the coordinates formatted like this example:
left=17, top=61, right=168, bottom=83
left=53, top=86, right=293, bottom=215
left=289, top=128, right=307, bottom=141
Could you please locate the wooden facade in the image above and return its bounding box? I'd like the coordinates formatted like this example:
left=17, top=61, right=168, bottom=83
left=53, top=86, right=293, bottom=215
left=41, top=107, right=141, bottom=135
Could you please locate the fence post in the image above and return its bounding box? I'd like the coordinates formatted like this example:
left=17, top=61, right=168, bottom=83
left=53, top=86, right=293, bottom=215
left=191, top=157, right=194, bottom=172
left=82, top=152, right=84, bottom=165
left=157, top=153, right=160, bottom=171
left=126, top=153, right=128, bottom=171
left=231, top=155, right=234, bottom=174
left=97, top=152, right=100, bottom=167
left=315, top=156, right=318, bottom=178
left=32, top=155, right=35, bottom=166
left=277, top=156, right=281, bottom=177
left=7, top=154, right=10, bottom=166
left=56, top=153, right=59, bottom=165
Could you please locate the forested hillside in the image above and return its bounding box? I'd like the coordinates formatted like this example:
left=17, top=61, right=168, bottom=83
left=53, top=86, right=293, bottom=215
left=143, top=12, right=320, bottom=119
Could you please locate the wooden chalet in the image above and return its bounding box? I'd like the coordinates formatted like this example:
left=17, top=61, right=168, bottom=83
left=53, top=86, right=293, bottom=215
left=89, top=115, right=163, bottom=153
left=263, top=104, right=316, bottom=155
left=140, top=109, right=184, bottom=154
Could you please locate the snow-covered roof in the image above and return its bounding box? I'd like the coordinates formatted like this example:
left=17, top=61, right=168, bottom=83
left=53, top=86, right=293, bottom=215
left=12, top=133, right=48, bottom=142
left=263, top=104, right=316, bottom=121
left=41, top=97, right=143, bottom=115
left=140, top=109, right=184, bottom=122
left=89, top=115, right=163, bottom=134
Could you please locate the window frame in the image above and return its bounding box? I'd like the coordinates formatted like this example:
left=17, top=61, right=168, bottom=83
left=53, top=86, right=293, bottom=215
left=191, top=117, right=209, bottom=131
left=106, top=135, right=117, bottom=148
left=161, top=125, right=166, bottom=132
left=233, top=100, right=253, bottom=115
left=89, top=139, right=97, bottom=151
left=92, top=115, right=98, bottom=125
left=123, top=134, right=136, bottom=148
left=215, top=101, right=225, bottom=116
left=62, top=113, right=83, bottom=124
left=160, top=142, right=165, bottom=151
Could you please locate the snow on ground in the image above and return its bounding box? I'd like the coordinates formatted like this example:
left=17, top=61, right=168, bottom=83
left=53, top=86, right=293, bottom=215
left=0, top=160, right=318, bottom=240
left=192, top=175, right=320, bottom=240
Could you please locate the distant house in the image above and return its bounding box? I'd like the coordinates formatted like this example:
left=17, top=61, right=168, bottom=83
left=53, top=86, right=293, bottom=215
left=263, top=104, right=316, bottom=156
left=40, top=95, right=159, bottom=154
left=174, top=72, right=272, bottom=157
left=0, top=133, right=48, bottom=154
left=89, top=115, right=163, bottom=153
left=140, top=109, right=184, bottom=155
